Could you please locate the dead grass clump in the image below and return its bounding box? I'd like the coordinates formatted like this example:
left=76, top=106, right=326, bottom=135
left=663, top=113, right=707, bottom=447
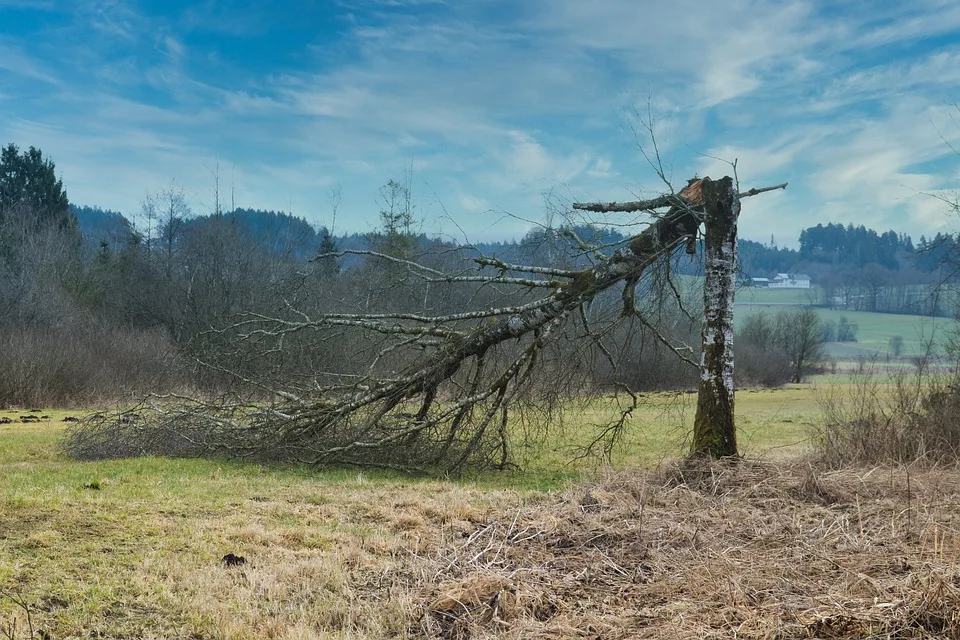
left=813, top=363, right=960, bottom=467
left=429, top=574, right=521, bottom=639
left=790, top=463, right=848, bottom=505
left=419, top=460, right=960, bottom=639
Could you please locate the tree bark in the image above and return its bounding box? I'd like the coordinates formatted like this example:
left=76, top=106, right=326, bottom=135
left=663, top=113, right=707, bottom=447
left=691, top=177, right=740, bottom=458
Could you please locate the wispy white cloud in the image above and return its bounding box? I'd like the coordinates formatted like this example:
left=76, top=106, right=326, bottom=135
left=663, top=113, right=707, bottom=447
left=177, top=0, right=274, bottom=37
left=81, top=0, right=143, bottom=40
left=0, top=0, right=959, bottom=245
left=0, top=40, right=62, bottom=85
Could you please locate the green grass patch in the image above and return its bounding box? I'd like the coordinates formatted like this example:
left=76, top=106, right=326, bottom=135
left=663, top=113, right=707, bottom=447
left=507, top=388, right=816, bottom=475
left=674, top=276, right=953, bottom=358
left=0, top=389, right=823, bottom=637
left=736, top=304, right=953, bottom=358
left=736, top=285, right=822, bottom=305
left=2, top=414, right=530, bottom=638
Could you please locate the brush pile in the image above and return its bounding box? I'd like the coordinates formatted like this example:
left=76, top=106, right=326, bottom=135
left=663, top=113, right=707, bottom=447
left=418, top=460, right=960, bottom=639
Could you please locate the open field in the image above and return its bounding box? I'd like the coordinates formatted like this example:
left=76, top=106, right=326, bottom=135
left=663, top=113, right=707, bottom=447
left=674, top=276, right=955, bottom=360
left=736, top=304, right=954, bottom=361
left=521, top=387, right=815, bottom=474
left=736, top=285, right=823, bottom=306
left=3, top=396, right=960, bottom=638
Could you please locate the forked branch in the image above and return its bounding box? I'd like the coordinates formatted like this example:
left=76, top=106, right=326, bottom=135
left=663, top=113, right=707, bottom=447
left=66, top=176, right=785, bottom=473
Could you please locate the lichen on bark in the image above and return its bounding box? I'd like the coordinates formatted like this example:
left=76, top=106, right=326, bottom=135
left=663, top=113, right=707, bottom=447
left=691, top=177, right=740, bottom=458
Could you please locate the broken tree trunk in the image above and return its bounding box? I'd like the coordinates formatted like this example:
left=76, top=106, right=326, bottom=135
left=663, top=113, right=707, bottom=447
left=691, top=177, right=740, bottom=458
left=65, top=174, right=784, bottom=473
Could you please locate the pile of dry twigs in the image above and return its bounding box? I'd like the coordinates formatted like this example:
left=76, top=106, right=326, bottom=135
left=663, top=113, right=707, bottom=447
left=417, top=460, right=960, bottom=639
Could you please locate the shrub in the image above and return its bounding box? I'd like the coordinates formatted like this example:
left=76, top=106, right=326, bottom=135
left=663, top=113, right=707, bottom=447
left=836, top=316, right=858, bottom=342
left=734, top=342, right=793, bottom=387
left=888, top=334, right=904, bottom=357
left=812, top=360, right=960, bottom=467
left=0, top=320, right=180, bottom=408
left=736, top=309, right=826, bottom=385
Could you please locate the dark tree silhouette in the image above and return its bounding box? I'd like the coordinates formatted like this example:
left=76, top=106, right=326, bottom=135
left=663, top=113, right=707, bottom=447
left=0, top=143, right=72, bottom=231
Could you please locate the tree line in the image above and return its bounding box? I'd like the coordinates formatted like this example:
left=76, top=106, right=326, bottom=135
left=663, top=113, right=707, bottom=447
left=0, top=143, right=930, bottom=415
left=2, top=145, right=689, bottom=411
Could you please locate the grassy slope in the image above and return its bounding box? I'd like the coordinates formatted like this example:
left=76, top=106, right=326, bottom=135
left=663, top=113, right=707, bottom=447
left=734, top=284, right=953, bottom=360
left=737, top=304, right=952, bottom=359
left=675, top=276, right=954, bottom=359
left=0, top=394, right=817, bottom=638
left=736, top=285, right=822, bottom=306
left=4, top=391, right=959, bottom=638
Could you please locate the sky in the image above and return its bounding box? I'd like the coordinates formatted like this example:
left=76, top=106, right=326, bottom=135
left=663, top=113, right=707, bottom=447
left=1, top=0, right=960, bottom=246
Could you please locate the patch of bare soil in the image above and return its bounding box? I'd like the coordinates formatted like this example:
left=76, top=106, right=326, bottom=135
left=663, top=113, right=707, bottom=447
left=417, top=460, right=960, bottom=639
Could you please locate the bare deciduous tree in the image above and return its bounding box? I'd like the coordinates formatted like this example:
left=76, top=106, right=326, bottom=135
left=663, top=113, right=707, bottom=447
left=66, top=176, right=785, bottom=472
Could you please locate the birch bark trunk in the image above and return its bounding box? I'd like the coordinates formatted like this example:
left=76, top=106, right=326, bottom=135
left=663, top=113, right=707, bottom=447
left=691, top=177, right=740, bottom=458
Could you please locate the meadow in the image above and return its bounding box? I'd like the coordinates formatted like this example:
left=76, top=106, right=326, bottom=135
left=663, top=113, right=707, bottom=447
left=733, top=285, right=955, bottom=363
left=671, top=277, right=955, bottom=361
left=737, top=304, right=953, bottom=360
left=4, top=389, right=960, bottom=638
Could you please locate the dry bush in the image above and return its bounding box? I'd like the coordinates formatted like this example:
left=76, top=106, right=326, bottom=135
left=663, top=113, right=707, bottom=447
left=416, top=460, right=960, bottom=639
left=598, top=304, right=701, bottom=392
left=734, top=342, right=793, bottom=388
left=61, top=264, right=704, bottom=472
left=736, top=310, right=826, bottom=386
left=813, top=360, right=960, bottom=467
left=0, top=320, right=179, bottom=408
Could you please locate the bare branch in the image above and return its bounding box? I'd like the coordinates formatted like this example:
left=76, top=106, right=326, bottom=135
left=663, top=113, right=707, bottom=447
left=424, top=274, right=561, bottom=288
left=572, top=192, right=691, bottom=213
left=629, top=309, right=700, bottom=370
left=473, top=256, right=580, bottom=278
left=312, top=249, right=447, bottom=276
left=573, top=181, right=787, bottom=213
left=738, top=182, right=788, bottom=198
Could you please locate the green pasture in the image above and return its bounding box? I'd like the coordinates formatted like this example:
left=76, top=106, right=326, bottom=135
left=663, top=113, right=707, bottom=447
left=0, top=410, right=521, bottom=638
left=674, top=277, right=955, bottom=359
left=736, top=302, right=955, bottom=360
left=0, top=391, right=817, bottom=494
left=0, top=387, right=842, bottom=638
left=511, top=387, right=815, bottom=476
left=736, top=285, right=822, bottom=305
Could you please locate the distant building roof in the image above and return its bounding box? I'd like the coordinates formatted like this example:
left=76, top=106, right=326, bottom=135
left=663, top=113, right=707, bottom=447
left=794, top=274, right=811, bottom=280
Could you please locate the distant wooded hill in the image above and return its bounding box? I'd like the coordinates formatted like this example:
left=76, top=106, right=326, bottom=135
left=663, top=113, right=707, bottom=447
left=71, top=204, right=949, bottom=285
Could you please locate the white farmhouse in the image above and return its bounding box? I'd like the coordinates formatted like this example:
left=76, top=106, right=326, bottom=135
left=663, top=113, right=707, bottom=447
left=768, top=273, right=811, bottom=289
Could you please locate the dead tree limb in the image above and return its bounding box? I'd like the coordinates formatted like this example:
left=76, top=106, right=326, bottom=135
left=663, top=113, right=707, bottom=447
left=65, top=176, right=785, bottom=473
left=573, top=182, right=786, bottom=213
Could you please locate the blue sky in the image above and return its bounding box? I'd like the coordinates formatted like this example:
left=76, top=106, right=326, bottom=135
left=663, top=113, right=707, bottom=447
left=2, top=0, right=960, bottom=246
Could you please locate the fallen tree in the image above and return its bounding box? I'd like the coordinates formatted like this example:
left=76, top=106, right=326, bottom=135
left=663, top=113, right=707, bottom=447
left=65, top=177, right=785, bottom=473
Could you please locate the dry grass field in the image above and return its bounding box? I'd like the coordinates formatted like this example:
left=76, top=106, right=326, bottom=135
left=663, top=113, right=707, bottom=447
left=2, top=392, right=960, bottom=639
